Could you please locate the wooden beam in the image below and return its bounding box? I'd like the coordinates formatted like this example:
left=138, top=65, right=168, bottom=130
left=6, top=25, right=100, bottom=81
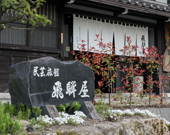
left=64, top=7, right=158, bottom=27
left=0, top=44, right=62, bottom=54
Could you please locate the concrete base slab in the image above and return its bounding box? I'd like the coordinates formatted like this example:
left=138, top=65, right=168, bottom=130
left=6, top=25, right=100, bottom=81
left=159, top=108, right=170, bottom=121
left=149, top=108, right=161, bottom=116
left=0, top=93, right=11, bottom=104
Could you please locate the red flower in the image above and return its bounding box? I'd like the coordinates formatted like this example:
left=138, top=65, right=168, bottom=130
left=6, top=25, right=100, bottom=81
left=98, top=81, right=104, bottom=88
left=96, top=34, right=99, bottom=38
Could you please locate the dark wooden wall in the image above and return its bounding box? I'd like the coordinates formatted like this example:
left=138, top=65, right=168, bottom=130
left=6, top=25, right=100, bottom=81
left=0, top=48, right=60, bottom=92
left=0, top=1, right=64, bottom=92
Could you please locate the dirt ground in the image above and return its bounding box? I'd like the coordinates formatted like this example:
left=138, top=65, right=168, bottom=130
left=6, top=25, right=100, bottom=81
left=95, top=93, right=170, bottom=110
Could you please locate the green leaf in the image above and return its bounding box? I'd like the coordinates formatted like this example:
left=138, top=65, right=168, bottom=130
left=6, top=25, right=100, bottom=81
left=0, top=0, right=51, bottom=30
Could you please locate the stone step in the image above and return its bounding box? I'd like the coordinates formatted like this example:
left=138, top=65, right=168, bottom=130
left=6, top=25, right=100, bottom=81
left=0, top=93, right=11, bottom=104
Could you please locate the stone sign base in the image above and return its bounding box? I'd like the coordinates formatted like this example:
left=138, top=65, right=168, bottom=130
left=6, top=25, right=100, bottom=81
left=80, top=101, right=102, bottom=121
left=41, top=105, right=59, bottom=118
left=41, top=102, right=101, bottom=121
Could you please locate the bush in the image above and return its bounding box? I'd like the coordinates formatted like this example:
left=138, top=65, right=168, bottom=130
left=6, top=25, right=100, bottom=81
left=0, top=107, right=25, bottom=134
left=0, top=102, right=42, bottom=134
left=58, top=103, right=69, bottom=112
left=68, top=101, right=81, bottom=113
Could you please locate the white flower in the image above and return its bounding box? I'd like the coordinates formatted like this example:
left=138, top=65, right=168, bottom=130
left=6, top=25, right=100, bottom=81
left=36, top=111, right=86, bottom=126
left=74, top=111, right=87, bottom=118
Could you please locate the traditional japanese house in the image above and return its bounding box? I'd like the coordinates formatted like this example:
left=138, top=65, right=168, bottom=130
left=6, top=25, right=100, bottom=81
left=1, top=0, right=170, bottom=94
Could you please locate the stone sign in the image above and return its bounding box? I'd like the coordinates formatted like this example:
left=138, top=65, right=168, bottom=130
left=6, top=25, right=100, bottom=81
left=80, top=101, right=102, bottom=121
left=9, top=57, right=95, bottom=108
left=41, top=105, right=59, bottom=118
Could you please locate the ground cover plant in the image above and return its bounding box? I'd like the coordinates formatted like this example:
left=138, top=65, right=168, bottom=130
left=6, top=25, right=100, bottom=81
left=0, top=105, right=25, bottom=135
left=3, top=101, right=170, bottom=134
left=0, top=102, right=42, bottom=135
left=0, top=101, right=85, bottom=134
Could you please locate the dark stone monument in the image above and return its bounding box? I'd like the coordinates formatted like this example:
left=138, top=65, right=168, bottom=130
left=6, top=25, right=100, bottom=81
left=9, top=56, right=95, bottom=107
left=9, top=57, right=100, bottom=120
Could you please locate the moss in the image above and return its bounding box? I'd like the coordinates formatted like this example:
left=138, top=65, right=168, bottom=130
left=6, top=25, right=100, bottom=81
left=166, top=124, right=170, bottom=132
left=28, top=133, right=39, bottom=135
left=118, top=128, right=124, bottom=135
left=151, top=119, right=168, bottom=135
left=10, top=80, right=17, bottom=88
left=144, top=120, right=149, bottom=124
left=130, top=121, right=144, bottom=135
left=56, top=131, right=62, bottom=135
left=57, top=131, right=77, bottom=135
left=68, top=131, right=77, bottom=135
left=134, top=121, right=143, bottom=129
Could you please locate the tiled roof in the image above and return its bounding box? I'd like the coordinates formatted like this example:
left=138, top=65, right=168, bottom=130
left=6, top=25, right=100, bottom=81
left=88, top=0, right=170, bottom=17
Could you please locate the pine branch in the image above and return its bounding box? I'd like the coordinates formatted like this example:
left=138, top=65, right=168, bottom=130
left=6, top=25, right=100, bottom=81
left=0, top=0, right=40, bottom=25
left=0, top=15, right=24, bottom=25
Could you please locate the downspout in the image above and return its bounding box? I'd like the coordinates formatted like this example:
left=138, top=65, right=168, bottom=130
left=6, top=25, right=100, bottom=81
left=67, top=0, right=75, bottom=4
left=122, top=8, right=129, bottom=14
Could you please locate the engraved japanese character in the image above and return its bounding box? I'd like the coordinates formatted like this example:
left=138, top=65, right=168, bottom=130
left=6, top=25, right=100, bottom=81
left=66, top=81, right=77, bottom=98
left=40, top=67, right=46, bottom=77
left=54, top=68, right=59, bottom=77
left=78, top=80, right=90, bottom=98
left=46, top=67, right=53, bottom=76
left=33, top=66, right=39, bottom=77
left=141, top=35, right=146, bottom=54
left=52, top=81, right=64, bottom=99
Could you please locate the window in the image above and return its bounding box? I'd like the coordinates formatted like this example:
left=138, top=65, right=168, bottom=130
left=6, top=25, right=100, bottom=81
left=0, top=10, right=27, bottom=45
left=0, top=3, right=58, bottom=49
left=31, top=4, right=58, bottom=48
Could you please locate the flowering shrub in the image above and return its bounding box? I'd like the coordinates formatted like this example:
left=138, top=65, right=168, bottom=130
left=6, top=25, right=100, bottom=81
left=72, top=35, right=120, bottom=105
left=73, top=35, right=168, bottom=106
left=120, top=36, right=145, bottom=106
left=140, top=46, right=164, bottom=105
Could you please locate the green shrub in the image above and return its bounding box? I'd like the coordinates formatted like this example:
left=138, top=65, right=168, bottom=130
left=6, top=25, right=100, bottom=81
left=58, top=103, right=70, bottom=112
left=68, top=101, right=81, bottom=113
left=30, top=118, right=35, bottom=126
left=32, top=106, right=42, bottom=117
left=96, top=99, right=105, bottom=113
left=16, top=103, right=42, bottom=120
left=0, top=102, right=41, bottom=134
left=18, top=111, right=22, bottom=120
left=58, top=104, right=66, bottom=112
left=0, top=107, right=24, bottom=134
left=68, top=118, right=78, bottom=126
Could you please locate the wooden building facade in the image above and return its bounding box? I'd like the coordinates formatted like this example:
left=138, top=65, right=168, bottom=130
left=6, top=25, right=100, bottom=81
left=0, top=0, right=170, bottom=93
